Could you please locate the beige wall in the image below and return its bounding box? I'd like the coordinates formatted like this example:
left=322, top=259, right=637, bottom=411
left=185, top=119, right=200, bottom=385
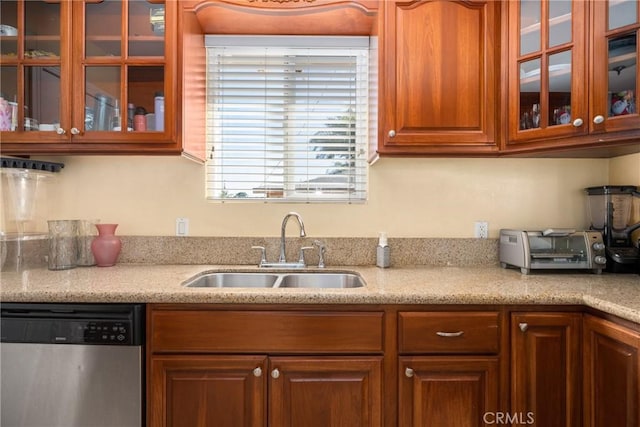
left=29, top=154, right=635, bottom=238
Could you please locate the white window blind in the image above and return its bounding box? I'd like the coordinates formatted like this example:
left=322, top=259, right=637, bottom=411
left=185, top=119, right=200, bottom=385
left=205, top=36, right=370, bottom=202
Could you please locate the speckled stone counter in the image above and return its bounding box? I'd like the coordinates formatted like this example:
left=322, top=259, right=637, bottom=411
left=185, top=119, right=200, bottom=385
left=2, top=265, right=639, bottom=323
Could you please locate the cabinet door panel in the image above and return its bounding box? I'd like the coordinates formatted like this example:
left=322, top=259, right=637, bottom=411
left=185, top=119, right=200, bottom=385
left=584, top=314, right=640, bottom=427
left=590, top=1, right=640, bottom=134
left=269, top=356, right=383, bottom=427
left=380, top=0, right=499, bottom=154
left=508, top=0, right=588, bottom=144
left=149, top=355, right=267, bottom=427
left=399, top=356, right=499, bottom=427
left=511, top=312, right=581, bottom=427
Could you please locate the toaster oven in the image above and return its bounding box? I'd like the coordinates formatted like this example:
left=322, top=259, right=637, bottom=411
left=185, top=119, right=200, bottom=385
left=499, top=229, right=607, bottom=274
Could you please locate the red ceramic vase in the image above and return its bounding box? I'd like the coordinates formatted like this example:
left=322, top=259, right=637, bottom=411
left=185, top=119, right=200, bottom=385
left=91, top=223, right=122, bottom=267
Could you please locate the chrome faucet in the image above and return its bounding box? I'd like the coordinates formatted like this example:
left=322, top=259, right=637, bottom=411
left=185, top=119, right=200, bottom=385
left=252, top=212, right=310, bottom=268
left=279, top=212, right=306, bottom=263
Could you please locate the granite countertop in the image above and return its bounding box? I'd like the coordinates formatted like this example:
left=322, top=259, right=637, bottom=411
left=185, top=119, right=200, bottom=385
left=2, top=264, right=639, bottom=323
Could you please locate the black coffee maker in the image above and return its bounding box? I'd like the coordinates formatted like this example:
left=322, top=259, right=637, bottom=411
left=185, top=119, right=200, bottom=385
left=585, top=186, right=640, bottom=273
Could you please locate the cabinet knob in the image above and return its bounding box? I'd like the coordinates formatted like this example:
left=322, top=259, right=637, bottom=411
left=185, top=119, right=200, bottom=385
left=56, top=128, right=66, bottom=135
left=70, top=127, right=81, bottom=135
left=593, top=115, right=605, bottom=124
left=405, top=367, right=414, bottom=378
left=271, top=368, right=280, bottom=379
left=572, top=118, right=584, bottom=127
left=388, top=130, right=396, bottom=138
left=519, top=322, right=528, bottom=332
left=253, top=367, right=262, bottom=377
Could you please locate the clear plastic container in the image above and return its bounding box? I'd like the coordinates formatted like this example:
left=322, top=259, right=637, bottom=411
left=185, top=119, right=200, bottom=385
left=1, top=168, right=55, bottom=236
left=586, top=186, right=637, bottom=231
left=1, top=159, right=63, bottom=271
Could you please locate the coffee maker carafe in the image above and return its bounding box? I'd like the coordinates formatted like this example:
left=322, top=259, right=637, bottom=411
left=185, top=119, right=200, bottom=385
left=585, top=186, right=640, bottom=273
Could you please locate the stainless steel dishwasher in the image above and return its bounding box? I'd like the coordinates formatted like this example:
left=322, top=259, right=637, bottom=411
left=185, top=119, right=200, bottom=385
left=1, top=303, right=145, bottom=427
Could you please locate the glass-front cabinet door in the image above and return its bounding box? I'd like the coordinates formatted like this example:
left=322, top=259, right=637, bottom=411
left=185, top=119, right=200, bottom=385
left=590, top=0, right=640, bottom=133
left=0, top=0, right=174, bottom=151
left=0, top=0, right=70, bottom=141
left=77, top=0, right=171, bottom=143
left=509, top=0, right=588, bottom=143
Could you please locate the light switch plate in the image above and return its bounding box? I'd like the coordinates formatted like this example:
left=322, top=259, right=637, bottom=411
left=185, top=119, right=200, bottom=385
left=176, top=218, right=189, bottom=236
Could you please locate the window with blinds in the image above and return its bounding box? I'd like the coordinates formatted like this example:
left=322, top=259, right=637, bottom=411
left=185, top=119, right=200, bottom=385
left=205, top=36, right=371, bottom=202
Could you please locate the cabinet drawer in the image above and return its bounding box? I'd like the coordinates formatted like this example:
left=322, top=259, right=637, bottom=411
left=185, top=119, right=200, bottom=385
left=150, top=310, right=384, bottom=353
left=399, top=312, right=500, bottom=354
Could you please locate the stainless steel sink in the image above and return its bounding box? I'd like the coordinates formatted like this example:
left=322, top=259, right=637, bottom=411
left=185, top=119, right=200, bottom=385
left=277, top=273, right=365, bottom=289
left=183, top=271, right=365, bottom=289
left=184, top=272, right=279, bottom=288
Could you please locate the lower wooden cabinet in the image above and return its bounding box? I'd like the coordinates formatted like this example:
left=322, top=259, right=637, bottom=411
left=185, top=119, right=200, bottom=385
left=148, top=306, right=385, bottom=427
left=398, top=310, right=501, bottom=427
left=399, top=357, right=499, bottom=427
left=149, top=355, right=267, bottom=427
left=269, top=357, right=382, bottom=427
left=147, top=305, right=640, bottom=427
left=510, top=312, right=582, bottom=427
left=150, top=354, right=382, bottom=427
left=583, top=314, right=640, bottom=427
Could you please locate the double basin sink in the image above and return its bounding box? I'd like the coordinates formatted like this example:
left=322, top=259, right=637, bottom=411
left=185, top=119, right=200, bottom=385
left=183, top=271, right=365, bottom=289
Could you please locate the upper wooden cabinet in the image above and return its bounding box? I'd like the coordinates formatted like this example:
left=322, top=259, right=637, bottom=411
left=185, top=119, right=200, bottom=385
left=0, top=0, right=179, bottom=155
left=505, top=0, right=640, bottom=154
left=377, top=0, right=500, bottom=157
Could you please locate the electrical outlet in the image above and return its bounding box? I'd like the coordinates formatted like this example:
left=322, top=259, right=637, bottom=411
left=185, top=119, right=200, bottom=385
left=474, top=221, right=489, bottom=239
left=176, top=218, right=189, bottom=236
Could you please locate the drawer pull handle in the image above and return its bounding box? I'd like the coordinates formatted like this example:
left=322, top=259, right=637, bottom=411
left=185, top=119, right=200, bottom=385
left=519, top=323, right=529, bottom=332
left=271, top=368, right=280, bottom=379
left=405, top=367, right=414, bottom=378
left=253, top=367, right=262, bottom=377
left=436, top=331, right=464, bottom=337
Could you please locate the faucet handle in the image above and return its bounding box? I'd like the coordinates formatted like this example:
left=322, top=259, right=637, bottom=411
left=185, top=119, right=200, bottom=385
left=298, top=246, right=314, bottom=266
left=313, top=240, right=326, bottom=268
left=251, top=246, right=267, bottom=267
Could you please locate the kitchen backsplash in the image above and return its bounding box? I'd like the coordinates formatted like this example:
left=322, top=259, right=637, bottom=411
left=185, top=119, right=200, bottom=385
left=1, top=237, right=498, bottom=271
left=118, top=236, right=498, bottom=266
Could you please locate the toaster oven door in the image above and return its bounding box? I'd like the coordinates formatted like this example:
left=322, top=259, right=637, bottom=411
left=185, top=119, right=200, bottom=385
left=528, top=234, right=590, bottom=268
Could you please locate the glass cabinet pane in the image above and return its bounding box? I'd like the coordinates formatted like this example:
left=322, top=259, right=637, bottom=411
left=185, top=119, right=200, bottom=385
left=520, top=0, right=541, bottom=55
left=25, top=1, right=60, bottom=58
left=127, top=66, right=164, bottom=131
left=0, top=66, right=18, bottom=131
left=520, top=58, right=541, bottom=129
left=0, top=1, right=18, bottom=58
left=548, top=0, right=571, bottom=48
left=128, top=1, right=165, bottom=57
left=609, top=0, right=637, bottom=30
left=549, top=51, right=572, bottom=126
left=85, top=67, right=121, bottom=132
left=24, top=66, right=61, bottom=131
left=85, top=0, right=122, bottom=57
left=608, top=34, right=637, bottom=117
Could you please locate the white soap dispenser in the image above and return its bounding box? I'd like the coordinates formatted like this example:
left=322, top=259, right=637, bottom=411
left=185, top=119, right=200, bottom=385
left=376, top=232, right=390, bottom=268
